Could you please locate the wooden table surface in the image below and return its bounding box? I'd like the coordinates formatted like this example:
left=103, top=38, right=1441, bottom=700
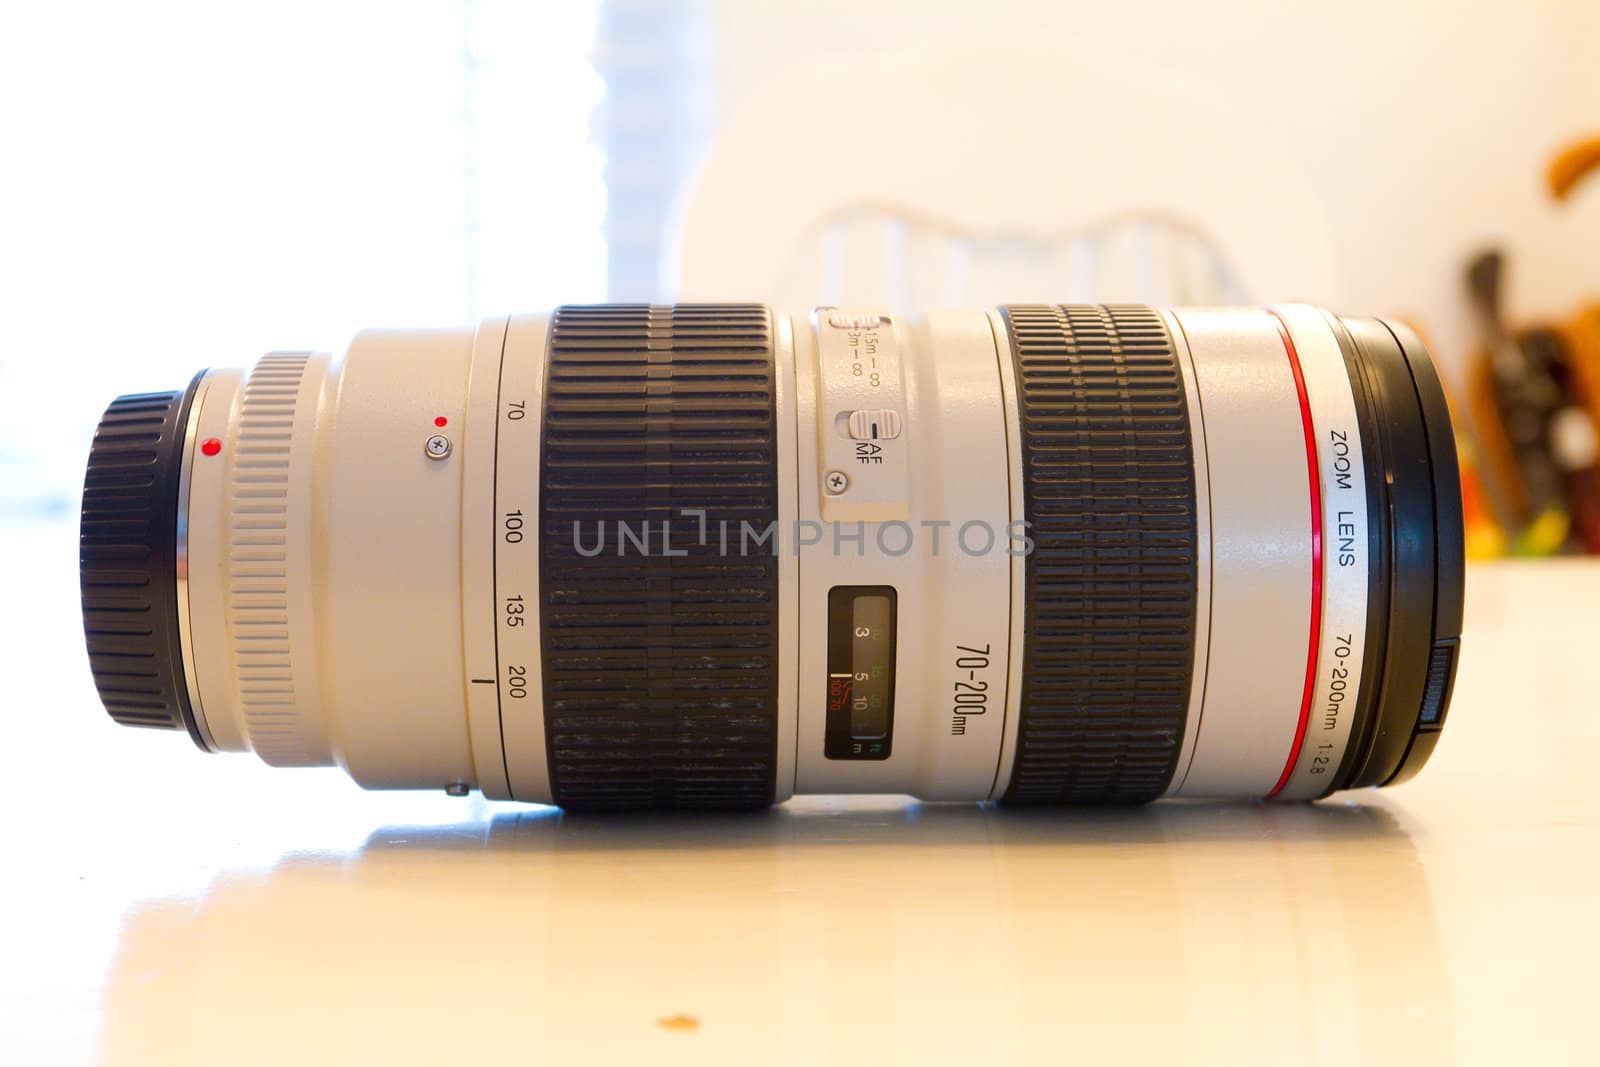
left=2, top=520, right=1595, bottom=1065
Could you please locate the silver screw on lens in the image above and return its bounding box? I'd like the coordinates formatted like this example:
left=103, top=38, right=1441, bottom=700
left=824, top=469, right=849, bottom=495
left=425, top=434, right=452, bottom=460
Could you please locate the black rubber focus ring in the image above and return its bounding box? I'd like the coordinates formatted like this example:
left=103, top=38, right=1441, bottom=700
left=538, top=304, right=782, bottom=811
left=999, top=305, right=1199, bottom=804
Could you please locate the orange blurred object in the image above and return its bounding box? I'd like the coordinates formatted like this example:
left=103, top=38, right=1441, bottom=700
left=1547, top=134, right=1600, bottom=201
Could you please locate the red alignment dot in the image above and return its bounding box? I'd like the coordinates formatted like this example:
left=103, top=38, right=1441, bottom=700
left=434, top=416, right=448, bottom=427
left=200, top=438, right=222, bottom=457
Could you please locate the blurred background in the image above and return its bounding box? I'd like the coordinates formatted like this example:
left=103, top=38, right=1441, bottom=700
left=2, top=0, right=1599, bottom=554
left=1, top=11, right=1596, bottom=1060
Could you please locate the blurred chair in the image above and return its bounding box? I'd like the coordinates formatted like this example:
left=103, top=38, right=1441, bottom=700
left=664, top=37, right=1339, bottom=309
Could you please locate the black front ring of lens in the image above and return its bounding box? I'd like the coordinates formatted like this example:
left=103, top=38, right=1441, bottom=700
left=1326, top=314, right=1464, bottom=791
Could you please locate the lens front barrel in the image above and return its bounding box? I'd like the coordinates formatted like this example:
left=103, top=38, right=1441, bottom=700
left=80, top=303, right=1463, bottom=810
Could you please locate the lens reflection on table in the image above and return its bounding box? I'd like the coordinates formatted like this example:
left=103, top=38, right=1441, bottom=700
left=99, top=799, right=1447, bottom=1065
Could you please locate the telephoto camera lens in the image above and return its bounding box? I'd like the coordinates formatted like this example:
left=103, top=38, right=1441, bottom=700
left=79, top=304, right=1463, bottom=810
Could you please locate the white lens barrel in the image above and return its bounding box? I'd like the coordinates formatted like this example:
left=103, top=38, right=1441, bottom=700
left=181, top=352, right=337, bottom=766
left=1162, top=306, right=1372, bottom=799
left=1271, top=305, right=1372, bottom=801
left=791, top=309, right=1016, bottom=799
left=1163, top=309, right=1319, bottom=797
left=179, top=330, right=485, bottom=790
left=475, top=314, right=553, bottom=803
left=117, top=302, right=1460, bottom=808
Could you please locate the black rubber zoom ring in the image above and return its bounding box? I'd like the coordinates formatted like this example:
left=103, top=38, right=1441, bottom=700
left=539, top=304, right=782, bottom=811
left=80, top=380, right=206, bottom=744
left=1000, top=305, right=1199, bottom=804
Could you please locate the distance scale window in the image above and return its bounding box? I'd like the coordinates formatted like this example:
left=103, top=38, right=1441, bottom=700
left=825, top=586, right=898, bottom=760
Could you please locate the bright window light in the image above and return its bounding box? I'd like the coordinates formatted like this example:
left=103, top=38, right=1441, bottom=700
left=0, top=1, right=605, bottom=517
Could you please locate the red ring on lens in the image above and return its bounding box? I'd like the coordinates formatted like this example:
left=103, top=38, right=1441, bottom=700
left=1267, top=311, right=1323, bottom=798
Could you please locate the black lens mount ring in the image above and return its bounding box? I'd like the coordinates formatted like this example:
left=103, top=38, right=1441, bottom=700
left=80, top=373, right=209, bottom=747
left=537, top=304, right=783, bottom=811
left=998, top=304, right=1201, bottom=804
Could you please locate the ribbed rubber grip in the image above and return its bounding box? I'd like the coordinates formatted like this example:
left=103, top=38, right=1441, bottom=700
left=539, top=304, right=781, bottom=811
left=999, top=305, right=1198, bottom=804
left=79, top=381, right=203, bottom=742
